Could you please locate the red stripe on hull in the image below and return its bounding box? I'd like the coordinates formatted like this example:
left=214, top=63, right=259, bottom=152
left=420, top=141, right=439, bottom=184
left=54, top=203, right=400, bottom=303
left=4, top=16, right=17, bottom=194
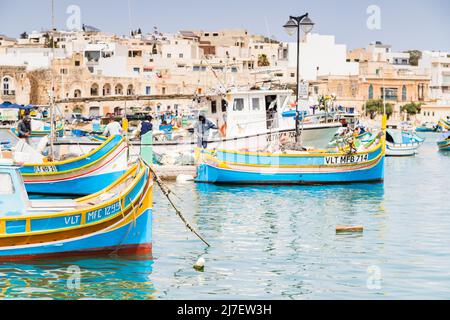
left=0, top=243, right=152, bottom=262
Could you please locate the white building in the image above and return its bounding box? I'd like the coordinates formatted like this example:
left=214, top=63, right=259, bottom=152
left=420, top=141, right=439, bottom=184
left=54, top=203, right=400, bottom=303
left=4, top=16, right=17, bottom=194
left=0, top=47, right=67, bottom=70
left=280, top=33, right=359, bottom=81
left=419, top=51, right=450, bottom=104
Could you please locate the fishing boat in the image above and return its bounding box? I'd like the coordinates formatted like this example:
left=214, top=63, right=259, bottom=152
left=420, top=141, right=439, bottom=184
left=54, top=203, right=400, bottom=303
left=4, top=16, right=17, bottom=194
left=437, top=132, right=450, bottom=151
left=416, top=122, right=437, bottom=133
left=195, top=119, right=386, bottom=185
left=437, top=118, right=450, bottom=132
left=18, top=135, right=128, bottom=195
left=0, top=159, right=152, bottom=262
left=384, top=129, right=424, bottom=157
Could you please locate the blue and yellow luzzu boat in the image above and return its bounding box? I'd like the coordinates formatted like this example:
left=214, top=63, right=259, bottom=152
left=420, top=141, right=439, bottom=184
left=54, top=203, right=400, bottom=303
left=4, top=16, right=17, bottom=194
left=437, top=119, right=450, bottom=132
left=20, top=135, right=128, bottom=195
left=0, top=159, right=153, bottom=262
left=437, top=132, right=450, bottom=151
left=196, top=130, right=386, bottom=185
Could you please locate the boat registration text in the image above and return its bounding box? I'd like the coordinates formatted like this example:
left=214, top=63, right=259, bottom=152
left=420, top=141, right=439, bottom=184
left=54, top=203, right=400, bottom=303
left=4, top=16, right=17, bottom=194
left=34, top=165, right=58, bottom=173
left=325, top=154, right=369, bottom=165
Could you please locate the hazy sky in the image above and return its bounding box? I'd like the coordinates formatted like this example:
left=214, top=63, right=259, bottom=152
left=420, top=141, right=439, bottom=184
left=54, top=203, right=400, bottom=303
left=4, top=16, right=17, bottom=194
left=1, top=0, right=449, bottom=51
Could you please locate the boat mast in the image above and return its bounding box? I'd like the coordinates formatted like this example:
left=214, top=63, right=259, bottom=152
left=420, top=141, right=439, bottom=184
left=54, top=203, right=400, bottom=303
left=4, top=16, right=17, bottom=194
left=49, top=0, right=56, bottom=160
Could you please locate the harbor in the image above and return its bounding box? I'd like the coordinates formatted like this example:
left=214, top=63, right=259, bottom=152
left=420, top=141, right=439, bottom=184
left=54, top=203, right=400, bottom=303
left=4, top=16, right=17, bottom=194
left=0, top=0, right=449, bottom=302
left=0, top=133, right=449, bottom=299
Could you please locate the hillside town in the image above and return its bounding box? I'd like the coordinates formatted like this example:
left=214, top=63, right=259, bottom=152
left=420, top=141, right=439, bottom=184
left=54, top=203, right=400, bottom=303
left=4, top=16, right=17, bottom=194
left=1, top=26, right=449, bottom=124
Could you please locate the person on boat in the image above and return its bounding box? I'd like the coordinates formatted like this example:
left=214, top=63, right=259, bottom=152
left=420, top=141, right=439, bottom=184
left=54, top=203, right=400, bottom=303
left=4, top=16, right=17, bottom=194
left=195, top=113, right=218, bottom=148
left=103, top=117, right=123, bottom=137
left=17, top=115, right=32, bottom=144
left=139, top=115, right=153, bottom=138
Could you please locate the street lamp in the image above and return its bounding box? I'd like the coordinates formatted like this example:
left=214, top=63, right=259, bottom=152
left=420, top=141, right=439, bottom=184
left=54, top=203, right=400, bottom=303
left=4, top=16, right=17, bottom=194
left=284, top=13, right=315, bottom=143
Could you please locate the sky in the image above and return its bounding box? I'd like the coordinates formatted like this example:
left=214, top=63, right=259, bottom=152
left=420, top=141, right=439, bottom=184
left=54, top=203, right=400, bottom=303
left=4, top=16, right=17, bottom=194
left=0, top=0, right=449, bottom=51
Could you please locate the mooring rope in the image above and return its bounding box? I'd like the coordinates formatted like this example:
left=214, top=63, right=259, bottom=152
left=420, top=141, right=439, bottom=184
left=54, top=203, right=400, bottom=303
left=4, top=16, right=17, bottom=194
left=146, top=160, right=211, bottom=247
left=124, top=134, right=210, bottom=247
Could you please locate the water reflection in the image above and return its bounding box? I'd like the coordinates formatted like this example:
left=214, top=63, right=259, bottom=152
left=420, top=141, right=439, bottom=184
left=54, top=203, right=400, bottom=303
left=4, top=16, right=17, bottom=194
left=0, top=256, right=156, bottom=300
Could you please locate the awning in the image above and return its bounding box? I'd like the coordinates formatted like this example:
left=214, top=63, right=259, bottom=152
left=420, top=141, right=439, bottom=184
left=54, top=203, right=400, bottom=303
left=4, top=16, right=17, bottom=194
left=0, top=102, right=36, bottom=110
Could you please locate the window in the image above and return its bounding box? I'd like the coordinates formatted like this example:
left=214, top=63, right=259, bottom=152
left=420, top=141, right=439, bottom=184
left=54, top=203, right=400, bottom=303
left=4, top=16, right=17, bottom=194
left=233, top=98, right=245, bottom=111
left=231, top=67, right=238, bottom=73
left=103, top=84, right=111, bottom=96
left=115, top=84, right=123, bottom=95
left=133, top=67, right=140, bottom=74
left=211, top=101, right=217, bottom=114
left=145, top=86, right=151, bottom=95
left=74, top=89, right=81, bottom=98
left=179, top=53, right=184, bottom=58
left=0, top=173, right=14, bottom=195
left=75, top=60, right=80, bottom=66
left=2, top=77, right=11, bottom=93
left=221, top=99, right=227, bottom=112
left=290, top=73, right=295, bottom=78
left=193, top=66, right=200, bottom=72
left=127, top=85, right=134, bottom=96
left=60, top=68, right=68, bottom=75
left=213, top=33, right=219, bottom=37
left=162, top=87, right=166, bottom=95
left=252, top=98, right=260, bottom=111
left=368, top=85, right=374, bottom=100
left=167, top=53, right=172, bottom=58
left=402, top=85, right=407, bottom=101
left=90, top=84, right=99, bottom=96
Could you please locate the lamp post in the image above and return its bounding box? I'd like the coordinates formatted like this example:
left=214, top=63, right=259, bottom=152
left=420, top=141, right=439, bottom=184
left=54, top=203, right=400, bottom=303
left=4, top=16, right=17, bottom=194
left=284, top=13, right=314, bottom=143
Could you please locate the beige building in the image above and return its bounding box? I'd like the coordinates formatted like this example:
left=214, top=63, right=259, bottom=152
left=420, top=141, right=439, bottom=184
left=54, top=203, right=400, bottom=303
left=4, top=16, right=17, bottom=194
left=0, top=65, right=31, bottom=105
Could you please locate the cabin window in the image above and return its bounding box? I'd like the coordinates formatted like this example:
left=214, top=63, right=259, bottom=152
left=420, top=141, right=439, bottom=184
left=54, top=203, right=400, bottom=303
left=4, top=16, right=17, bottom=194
left=233, top=98, right=245, bottom=111
left=252, top=98, right=261, bottom=111
left=221, top=99, right=228, bottom=112
left=211, top=101, right=217, bottom=114
left=0, top=173, right=14, bottom=195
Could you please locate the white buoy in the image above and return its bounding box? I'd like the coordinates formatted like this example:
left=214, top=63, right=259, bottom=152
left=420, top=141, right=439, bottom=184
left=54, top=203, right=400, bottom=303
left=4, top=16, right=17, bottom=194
left=194, top=257, right=205, bottom=271
left=176, top=174, right=195, bottom=183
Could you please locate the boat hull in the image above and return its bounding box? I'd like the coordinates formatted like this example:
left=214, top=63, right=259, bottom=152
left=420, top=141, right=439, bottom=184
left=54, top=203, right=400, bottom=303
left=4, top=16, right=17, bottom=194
left=196, top=158, right=385, bottom=184
left=438, top=140, right=450, bottom=151
left=386, top=143, right=421, bottom=156
left=196, top=140, right=385, bottom=185
left=21, top=135, right=128, bottom=195
left=0, top=161, right=153, bottom=262
left=0, top=208, right=152, bottom=262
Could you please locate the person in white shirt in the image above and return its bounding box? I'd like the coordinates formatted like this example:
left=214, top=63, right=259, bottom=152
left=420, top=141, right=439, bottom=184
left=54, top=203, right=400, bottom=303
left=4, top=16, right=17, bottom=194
left=103, top=118, right=123, bottom=137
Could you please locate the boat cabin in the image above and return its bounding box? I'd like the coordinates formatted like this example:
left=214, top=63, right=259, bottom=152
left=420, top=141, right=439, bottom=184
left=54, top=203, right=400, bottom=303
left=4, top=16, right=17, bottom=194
left=0, top=161, right=29, bottom=216
left=200, top=88, right=294, bottom=138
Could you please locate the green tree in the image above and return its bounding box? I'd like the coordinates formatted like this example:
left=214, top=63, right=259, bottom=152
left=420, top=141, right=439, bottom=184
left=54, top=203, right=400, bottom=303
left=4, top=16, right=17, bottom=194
left=401, top=102, right=423, bottom=115
left=364, top=99, right=393, bottom=119
left=257, top=54, right=270, bottom=67
left=404, top=50, right=422, bottom=66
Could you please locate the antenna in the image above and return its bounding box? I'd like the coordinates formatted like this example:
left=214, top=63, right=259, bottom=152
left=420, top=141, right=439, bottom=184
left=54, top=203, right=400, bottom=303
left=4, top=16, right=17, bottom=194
left=128, top=0, right=133, bottom=34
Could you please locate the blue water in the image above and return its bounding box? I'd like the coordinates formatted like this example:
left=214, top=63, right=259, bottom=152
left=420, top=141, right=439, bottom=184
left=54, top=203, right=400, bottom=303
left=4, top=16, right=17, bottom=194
left=1, top=132, right=450, bottom=299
